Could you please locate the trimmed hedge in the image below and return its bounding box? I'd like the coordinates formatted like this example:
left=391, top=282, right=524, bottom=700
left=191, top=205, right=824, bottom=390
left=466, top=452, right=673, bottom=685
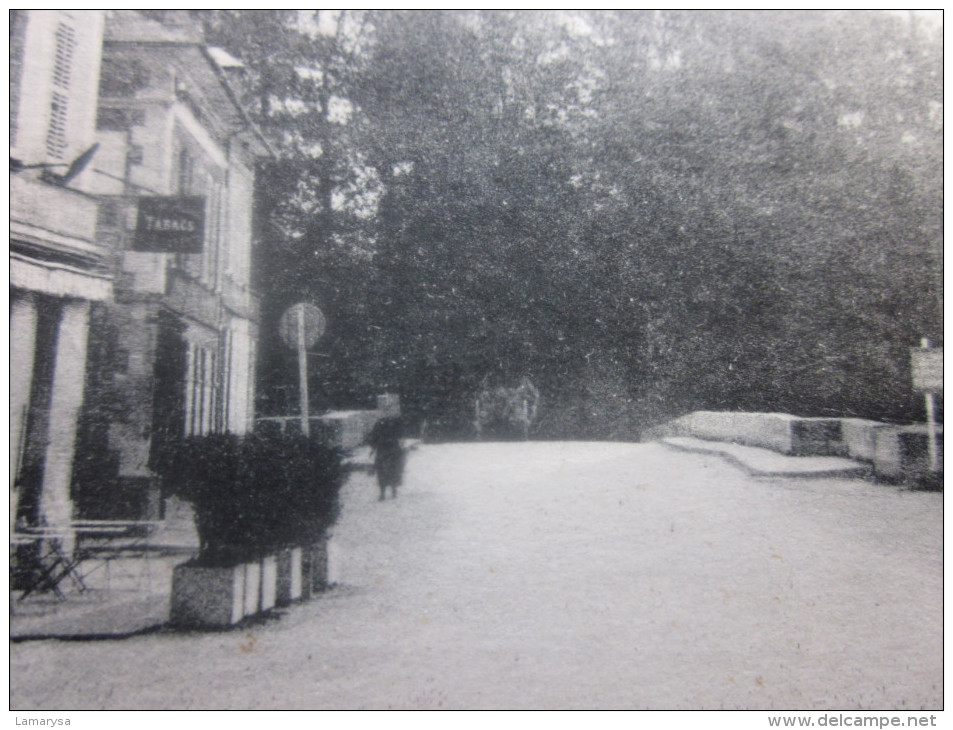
left=153, top=432, right=346, bottom=567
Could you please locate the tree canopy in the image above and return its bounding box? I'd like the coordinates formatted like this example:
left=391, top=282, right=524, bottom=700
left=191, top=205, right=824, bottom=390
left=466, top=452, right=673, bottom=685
left=201, top=10, right=942, bottom=438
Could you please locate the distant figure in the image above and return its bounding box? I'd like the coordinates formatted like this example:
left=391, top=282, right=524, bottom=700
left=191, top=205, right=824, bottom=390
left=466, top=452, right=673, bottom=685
left=474, top=376, right=540, bottom=440
left=367, top=417, right=406, bottom=500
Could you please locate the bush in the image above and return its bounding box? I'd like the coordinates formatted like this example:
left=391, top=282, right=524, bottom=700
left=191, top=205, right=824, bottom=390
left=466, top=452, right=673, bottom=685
left=152, top=432, right=346, bottom=567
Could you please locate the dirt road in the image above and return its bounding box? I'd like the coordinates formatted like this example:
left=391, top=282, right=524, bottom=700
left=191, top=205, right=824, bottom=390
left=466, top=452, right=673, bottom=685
left=10, top=442, right=942, bottom=709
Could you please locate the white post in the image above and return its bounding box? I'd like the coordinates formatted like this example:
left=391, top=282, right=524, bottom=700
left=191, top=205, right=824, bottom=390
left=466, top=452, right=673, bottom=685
left=297, top=305, right=310, bottom=438
left=920, top=337, right=939, bottom=473
left=39, top=300, right=91, bottom=549
left=10, top=293, right=38, bottom=529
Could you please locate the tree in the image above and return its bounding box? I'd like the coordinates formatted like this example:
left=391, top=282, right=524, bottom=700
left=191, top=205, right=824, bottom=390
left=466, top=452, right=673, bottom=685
left=200, top=10, right=384, bottom=412
left=209, top=10, right=942, bottom=434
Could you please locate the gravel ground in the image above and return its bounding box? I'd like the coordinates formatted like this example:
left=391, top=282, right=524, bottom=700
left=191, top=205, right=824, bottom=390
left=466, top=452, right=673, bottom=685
left=9, top=442, right=942, bottom=710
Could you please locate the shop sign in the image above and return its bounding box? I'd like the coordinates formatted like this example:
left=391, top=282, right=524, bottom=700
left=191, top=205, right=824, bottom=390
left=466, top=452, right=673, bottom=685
left=133, top=196, right=205, bottom=253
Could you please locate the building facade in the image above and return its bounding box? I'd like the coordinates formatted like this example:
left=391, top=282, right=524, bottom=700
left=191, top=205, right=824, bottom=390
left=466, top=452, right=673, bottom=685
left=10, top=10, right=110, bottom=533
left=80, top=10, right=271, bottom=520
left=11, top=10, right=271, bottom=530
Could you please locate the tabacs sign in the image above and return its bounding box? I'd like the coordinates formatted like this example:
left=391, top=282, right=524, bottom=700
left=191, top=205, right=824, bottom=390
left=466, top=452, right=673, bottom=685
left=133, top=196, right=205, bottom=254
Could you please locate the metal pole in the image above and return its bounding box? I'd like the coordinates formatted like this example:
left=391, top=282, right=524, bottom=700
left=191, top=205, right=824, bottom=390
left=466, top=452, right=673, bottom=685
left=925, top=392, right=938, bottom=473
left=297, top=305, right=310, bottom=438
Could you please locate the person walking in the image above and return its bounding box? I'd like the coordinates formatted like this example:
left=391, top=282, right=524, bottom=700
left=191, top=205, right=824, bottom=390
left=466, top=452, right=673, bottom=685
left=367, top=417, right=406, bottom=500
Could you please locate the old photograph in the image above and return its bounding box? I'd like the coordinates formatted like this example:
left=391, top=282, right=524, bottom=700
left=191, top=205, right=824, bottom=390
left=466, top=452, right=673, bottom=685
left=9, top=10, right=942, bottom=715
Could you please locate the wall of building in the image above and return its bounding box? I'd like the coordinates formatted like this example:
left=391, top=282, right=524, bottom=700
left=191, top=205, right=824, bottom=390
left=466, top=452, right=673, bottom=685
left=73, top=14, right=265, bottom=519
left=11, top=10, right=266, bottom=527
left=10, top=11, right=108, bottom=537
left=10, top=10, right=103, bottom=180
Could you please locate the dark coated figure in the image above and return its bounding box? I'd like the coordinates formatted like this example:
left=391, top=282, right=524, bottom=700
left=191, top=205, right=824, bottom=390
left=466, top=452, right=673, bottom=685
left=367, top=417, right=406, bottom=500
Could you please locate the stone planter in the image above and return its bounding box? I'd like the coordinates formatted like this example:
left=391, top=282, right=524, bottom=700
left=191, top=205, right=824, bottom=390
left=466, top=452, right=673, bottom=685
left=170, top=562, right=246, bottom=628
left=276, top=547, right=303, bottom=606
left=170, top=538, right=330, bottom=629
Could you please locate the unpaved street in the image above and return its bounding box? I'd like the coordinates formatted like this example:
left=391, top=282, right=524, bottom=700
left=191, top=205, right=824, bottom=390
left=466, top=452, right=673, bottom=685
left=10, top=442, right=942, bottom=710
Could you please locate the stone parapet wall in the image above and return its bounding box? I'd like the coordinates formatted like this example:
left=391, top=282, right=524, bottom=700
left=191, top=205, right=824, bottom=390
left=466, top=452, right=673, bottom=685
left=649, top=411, right=799, bottom=454
left=874, top=425, right=943, bottom=486
left=647, top=411, right=942, bottom=488
left=256, top=397, right=400, bottom=451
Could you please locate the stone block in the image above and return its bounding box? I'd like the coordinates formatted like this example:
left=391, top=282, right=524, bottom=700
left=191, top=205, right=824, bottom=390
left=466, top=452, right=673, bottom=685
left=300, top=554, right=314, bottom=601
left=898, top=427, right=943, bottom=488
left=276, top=547, right=303, bottom=606
left=170, top=562, right=245, bottom=628
left=243, top=561, right=261, bottom=617
left=871, top=425, right=941, bottom=485
left=313, top=540, right=329, bottom=592
left=684, top=411, right=798, bottom=454
left=260, top=555, right=277, bottom=612
left=873, top=427, right=904, bottom=481
left=841, top=419, right=889, bottom=463
left=303, top=540, right=329, bottom=594
left=791, top=418, right=844, bottom=456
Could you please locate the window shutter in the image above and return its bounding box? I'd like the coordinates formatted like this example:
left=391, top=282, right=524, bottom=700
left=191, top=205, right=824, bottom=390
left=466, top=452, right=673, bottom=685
left=45, top=22, right=76, bottom=160
left=51, top=23, right=75, bottom=88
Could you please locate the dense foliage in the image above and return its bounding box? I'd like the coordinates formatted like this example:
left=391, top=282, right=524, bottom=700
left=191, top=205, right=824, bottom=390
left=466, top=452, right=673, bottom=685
left=197, top=10, right=942, bottom=438
left=153, top=433, right=346, bottom=566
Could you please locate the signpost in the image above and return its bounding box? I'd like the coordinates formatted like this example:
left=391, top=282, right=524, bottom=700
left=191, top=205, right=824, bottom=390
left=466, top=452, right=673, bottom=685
left=911, top=338, right=943, bottom=473
left=279, top=303, right=327, bottom=437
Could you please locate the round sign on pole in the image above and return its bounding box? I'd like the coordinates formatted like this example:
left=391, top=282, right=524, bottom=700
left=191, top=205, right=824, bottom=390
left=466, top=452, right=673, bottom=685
left=279, top=302, right=326, bottom=437
left=279, top=302, right=326, bottom=350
